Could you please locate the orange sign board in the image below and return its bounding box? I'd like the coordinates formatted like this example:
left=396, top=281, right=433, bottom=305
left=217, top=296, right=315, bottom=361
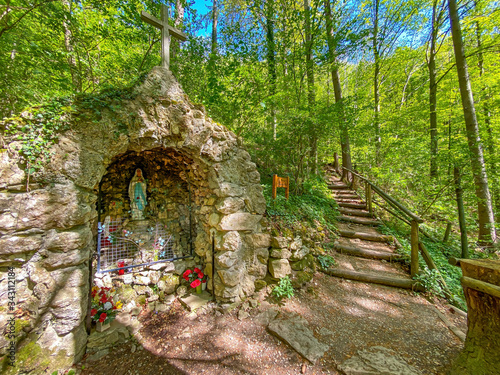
left=272, top=174, right=290, bottom=200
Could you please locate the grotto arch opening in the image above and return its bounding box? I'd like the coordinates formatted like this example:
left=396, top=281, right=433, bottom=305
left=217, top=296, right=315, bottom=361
left=94, top=147, right=203, bottom=273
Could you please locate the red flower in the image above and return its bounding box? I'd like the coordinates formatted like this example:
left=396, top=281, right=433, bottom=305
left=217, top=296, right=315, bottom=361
left=194, top=267, right=201, bottom=273
left=198, top=272, right=204, bottom=279
left=98, top=313, right=107, bottom=323
left=91, top=290, right=97, bottom=298
left=183, top=269, right=192, bottom=281
left=91, top=309, right=97, bottom=316
left=190, top=279, right=201, bottom=288
left=100, top=295, right=108, bottom=304
left=202, top=279, right=207, bottom=283
left=118, top=269, right=124, bottom=275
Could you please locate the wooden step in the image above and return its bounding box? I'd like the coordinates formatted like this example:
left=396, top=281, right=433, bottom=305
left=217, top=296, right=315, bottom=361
left=339, top=208, right=373, bottom=218
left=328, top=184, right=349, bottom=190
left=334, top=243, right=402, bottom=261
left=333, top=190, right=355, bottom=195
left=322, top=268, right=425, bottom=291
left=338, top=202, right=366, bottom=209
left=334, top=193, right=359, bottom=199
left=339, top=229, right=393, bottom=243
left=338, top=215, right=382, bottom=226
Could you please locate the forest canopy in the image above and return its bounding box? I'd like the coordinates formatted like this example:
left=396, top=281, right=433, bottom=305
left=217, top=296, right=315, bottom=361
left=1, top=0, right=499, bottom=248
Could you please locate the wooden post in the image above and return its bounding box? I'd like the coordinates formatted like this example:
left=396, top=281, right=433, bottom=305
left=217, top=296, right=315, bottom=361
left=351, top=173, right=358, bottom=190
left=411, top=220, right=419, bottom=278
left=366, top=183, right=373, bottom=216
left=285, top=177, right=290, bottom=199
left=272, top=174, right=277, bottom=200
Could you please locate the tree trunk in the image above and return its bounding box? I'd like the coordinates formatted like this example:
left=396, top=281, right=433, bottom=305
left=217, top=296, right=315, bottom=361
left=171, top=0, right=185, bottom=60
left=211, top=0, right=217, bottom=56
left=475, top=10, right=500, bottom=225
left=372, top=0, right=381, bottom=166
left=265, top=0, right=277, bottom=140
left=428, top=0, right=440, bottom=178
left=208, top=0, right=218, bottom=104
left=455, top=166, right=469, bottom=258
left=324, top=0, right=353, bottom=180
left=304, top=0, right=317, bottom=174
left=448, top=0, right=496, bottom=245
left=62, top=0, right=81, bottom=92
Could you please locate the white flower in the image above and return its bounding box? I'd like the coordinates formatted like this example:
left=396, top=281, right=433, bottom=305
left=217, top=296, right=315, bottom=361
left=103, top=302, right=112, bottom=310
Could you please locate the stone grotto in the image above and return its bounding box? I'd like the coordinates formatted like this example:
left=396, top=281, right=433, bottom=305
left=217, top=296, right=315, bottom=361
left=0, top=67, right=271, bottom=371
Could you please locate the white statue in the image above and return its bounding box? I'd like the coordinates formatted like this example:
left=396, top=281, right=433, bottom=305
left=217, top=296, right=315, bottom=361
left=129, top=168, right=147, bottom=220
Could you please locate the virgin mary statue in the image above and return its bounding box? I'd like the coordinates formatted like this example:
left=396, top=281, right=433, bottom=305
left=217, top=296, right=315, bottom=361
left=129, top=168, right=147, bottom=220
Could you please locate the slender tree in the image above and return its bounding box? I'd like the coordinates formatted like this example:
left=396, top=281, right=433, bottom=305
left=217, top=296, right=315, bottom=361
left=448, top=0, right=496, bottom=245
left=324, top=0, right=352, bottom=179
left=304, top=0, right=317, bottom=173
left=427, top=0, right=446, bottom=178
left=265, top=0, right=277, bottom=140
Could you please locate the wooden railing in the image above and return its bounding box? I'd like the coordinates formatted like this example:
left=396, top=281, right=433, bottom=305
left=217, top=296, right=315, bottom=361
left=332, top=162, right=448, bottom=293
left=339, top=166, right=422, bottom=278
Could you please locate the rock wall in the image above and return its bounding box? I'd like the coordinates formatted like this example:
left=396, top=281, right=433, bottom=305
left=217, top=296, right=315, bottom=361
left=0, top=67, right=269, bottom=373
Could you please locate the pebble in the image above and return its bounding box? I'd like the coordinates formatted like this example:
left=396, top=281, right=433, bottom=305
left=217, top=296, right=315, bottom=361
left=131, top=344, right=136, bottom=353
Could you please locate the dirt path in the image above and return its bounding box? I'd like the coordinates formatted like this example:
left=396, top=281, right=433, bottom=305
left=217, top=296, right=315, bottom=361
left=76, top=270, right=466, bottom=375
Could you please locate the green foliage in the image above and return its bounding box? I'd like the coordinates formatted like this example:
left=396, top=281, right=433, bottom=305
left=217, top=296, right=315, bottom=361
left=2, top=98, right=74, bottom=175
left=415, top=268, right=445, bottom=297
left=272, top=276, right=294, bottom=299
left=380, top=222, right=468, bottom=310
left=317, top=255, right=336, bottom=269
left=263, top=175, right=339, bottom=232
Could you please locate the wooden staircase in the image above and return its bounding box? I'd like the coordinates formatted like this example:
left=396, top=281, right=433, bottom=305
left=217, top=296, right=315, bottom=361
left=324, top=166, right=423, bottom=291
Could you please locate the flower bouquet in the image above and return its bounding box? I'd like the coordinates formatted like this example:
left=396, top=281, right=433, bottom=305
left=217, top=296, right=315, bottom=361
left=117, top=261, right=126, bottom=275
left=183, top=267, right=205, bottom=293
left=90, top=286, right=123, bottom=331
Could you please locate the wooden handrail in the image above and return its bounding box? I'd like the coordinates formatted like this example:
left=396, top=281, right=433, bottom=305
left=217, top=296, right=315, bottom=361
left=341, top=167, right=424, bottom=223
left=339, top=165, right=424, bottom=278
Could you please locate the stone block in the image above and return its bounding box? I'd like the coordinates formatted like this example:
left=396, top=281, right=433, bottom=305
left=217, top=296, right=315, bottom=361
left=219, top=213, right=262, bottom=231
left=270, top=248, right=292, bottom=259
left=271, top=236, right=290, bottom=249
left=268, top=314, right=329, bottom=363
left=289, top=237, right=303, bottom=252
left=216, top=250, right=238, bottom=268
left=218, top=183, right=244, bottom=197
left=268, top=259, right=292, bottom=279
left=0, top=235, right=43, bottom=255
left=250, top=233, right=271, bottom=248
left=157, top=274, right=179, bottom=294
left=218, top=268, right=242, bottom=287
left=179, top=292, right=211, bottom=311
left=255, top=247, right=269, bottom=264
left=291, top=245, right=310, bottom=261
left=215, top=197, right=245, bottom=214
left=221, top=231, right=242, bottom=252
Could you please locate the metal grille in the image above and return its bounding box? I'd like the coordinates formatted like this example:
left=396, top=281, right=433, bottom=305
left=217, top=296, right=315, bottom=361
left=97, top=219, right=185, bottom=273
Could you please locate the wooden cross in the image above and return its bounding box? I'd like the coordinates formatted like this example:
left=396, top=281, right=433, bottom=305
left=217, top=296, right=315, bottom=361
left=141, top=4, right=188, bottom=69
